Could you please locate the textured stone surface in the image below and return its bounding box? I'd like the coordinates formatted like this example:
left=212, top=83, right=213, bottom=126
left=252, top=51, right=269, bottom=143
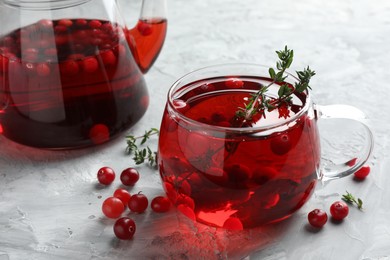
left=1, top=0, right=390, bottom=259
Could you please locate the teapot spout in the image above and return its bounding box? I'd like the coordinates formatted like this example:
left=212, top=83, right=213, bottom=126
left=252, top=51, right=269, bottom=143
left=126, top=0, right=167, bottom=74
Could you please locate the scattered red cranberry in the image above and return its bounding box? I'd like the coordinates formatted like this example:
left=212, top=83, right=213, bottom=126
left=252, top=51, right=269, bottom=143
left=55, top=34, right=68, bottom=45
left=89, top=123, right=110, bottom=145
left=270, top=133, right=291, bottom=155
left=120, top=168, right=140, bottom=186
left=91, top=38, right=102, bottom=46
left=176, top=194, right=195, bottom=210
left=346, top=158, right=357, bottom=167
left=223, top=217, right=244, bottom=230
left=252, top=166, right=277, bottom=185
left=128, top=192, right=148, bottom=213
left=102, top=197, right=125, bottom=219
left=23, top=48, right=39, bottom=56
left=354, top=165, right=370, bottom=180
left=308, top=209, right=328, bottom=228
left=97, top=166, right=115, bottom=185
left=100, top=50, right=117, bottom=66
left=176, top=177, right=192, bottom=196
left=54, top=25, right=68, bottom=33
left=58, top=19, right=73, bottom=27
left=177, top=204, right=196, bottom=221
left=101, top=22, right=114, bottom=32
left=113, top=188, right=131, bottom=206
left=44, top=48, right=57, bottom=57
left=151, top=196, right=171, bottom=213
left=137, top=21, right=153, bottom=36
left=89, top=20, right=102, bottom=29
left=225, top=164, right=252, bottom=182
left=113, top=217, right=136, bottom=240
left=91, top=28, right=102, bottom=37
left=211, top=112, right=227, bottom=123
left=38, top=19, right=54, bottom=30
left=36, top=63, right=51, bottom=77
left=163, top=182, right=178, bottom=203
left=204, top=167, right=228, bottom=184
left=76, top=19, right=88, bottom=26
left=24, top=55, right=38, bottom=62
left=330, top=201, right=349, bottom=220
left=38, top=39, right=51, bottom=49
left=225, top=78, right=244, bottom=89
left=198, top=82, right=216, bottom=93
left=82, top=57, right=98, bottom=73
left=172, top=99, right=189, bottom=113
left=60, top=60, right=80, bottom=76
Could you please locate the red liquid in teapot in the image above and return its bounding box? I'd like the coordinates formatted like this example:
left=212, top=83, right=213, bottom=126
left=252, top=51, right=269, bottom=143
left=158, top=77, right=321, bottom=228
left=0, top=18, right=167, bottom=148
left=128, top=19, right=168, bottom=73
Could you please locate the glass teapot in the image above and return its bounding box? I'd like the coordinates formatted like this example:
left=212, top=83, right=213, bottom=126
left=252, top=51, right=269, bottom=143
left=0, top=0, right=167, bottom=149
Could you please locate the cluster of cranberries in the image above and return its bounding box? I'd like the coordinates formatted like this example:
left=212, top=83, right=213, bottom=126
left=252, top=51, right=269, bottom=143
left=307, top=201, right=349, bottom=228
left=0, top=18, right=126, bottom=79
left=97, top=166, right=171, bottom=240
left=307, top=164, right=371, bottom=228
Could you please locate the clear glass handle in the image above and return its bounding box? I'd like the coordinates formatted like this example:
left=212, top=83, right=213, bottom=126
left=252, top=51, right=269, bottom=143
left=125, top=0, right=168, bottom=73
left=140, top=0, right=167, bottom=19
left=315, top=104, right=374, bottom=181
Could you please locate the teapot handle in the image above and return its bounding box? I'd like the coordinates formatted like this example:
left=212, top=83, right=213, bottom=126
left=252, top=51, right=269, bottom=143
left=126, top=0, right=167, bottom=73
left=315, top=104, right=374, bottom=181
left=140, top=0, right=167, bottom=19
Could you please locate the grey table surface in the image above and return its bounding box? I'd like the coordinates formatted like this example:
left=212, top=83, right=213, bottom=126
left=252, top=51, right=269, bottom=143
left=1, top=0, right=390, bottom=259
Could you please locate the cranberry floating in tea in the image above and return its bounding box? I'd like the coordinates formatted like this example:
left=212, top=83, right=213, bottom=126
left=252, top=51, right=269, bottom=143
left=0, top=0, right=167, bottom=148
left=158, top=49, right=374, bottom=229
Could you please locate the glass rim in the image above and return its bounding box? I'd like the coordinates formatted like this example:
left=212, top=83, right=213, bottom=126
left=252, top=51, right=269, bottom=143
left=167, top=63, right=313, bottom=134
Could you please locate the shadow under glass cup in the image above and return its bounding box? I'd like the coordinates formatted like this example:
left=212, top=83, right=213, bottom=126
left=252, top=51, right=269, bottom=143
left=157, top=64, right=373, bottom=229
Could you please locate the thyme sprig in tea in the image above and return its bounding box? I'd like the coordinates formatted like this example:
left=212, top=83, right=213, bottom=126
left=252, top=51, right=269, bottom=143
left=236, top=46, right=316, bottom=124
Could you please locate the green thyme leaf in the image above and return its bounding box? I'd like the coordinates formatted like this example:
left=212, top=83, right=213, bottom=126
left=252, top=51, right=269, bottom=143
left=125, top=128, right=159, bottom=167
left=342, top=191, right=364, bottom=210
left=235, top=46, right=315, bottom=124
left=269, top=68, right=276, bottom=79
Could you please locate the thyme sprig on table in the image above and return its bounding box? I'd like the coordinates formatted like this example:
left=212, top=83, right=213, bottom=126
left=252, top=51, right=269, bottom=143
left=342, top=191, right=364, bottom=210
left=125, top=128, right=159, bottom=167
left=235, top=46, right=316, bottom=124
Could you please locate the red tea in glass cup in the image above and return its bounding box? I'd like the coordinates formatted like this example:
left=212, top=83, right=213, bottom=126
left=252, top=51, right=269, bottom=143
left=157, top=64, right=373, bottom=229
